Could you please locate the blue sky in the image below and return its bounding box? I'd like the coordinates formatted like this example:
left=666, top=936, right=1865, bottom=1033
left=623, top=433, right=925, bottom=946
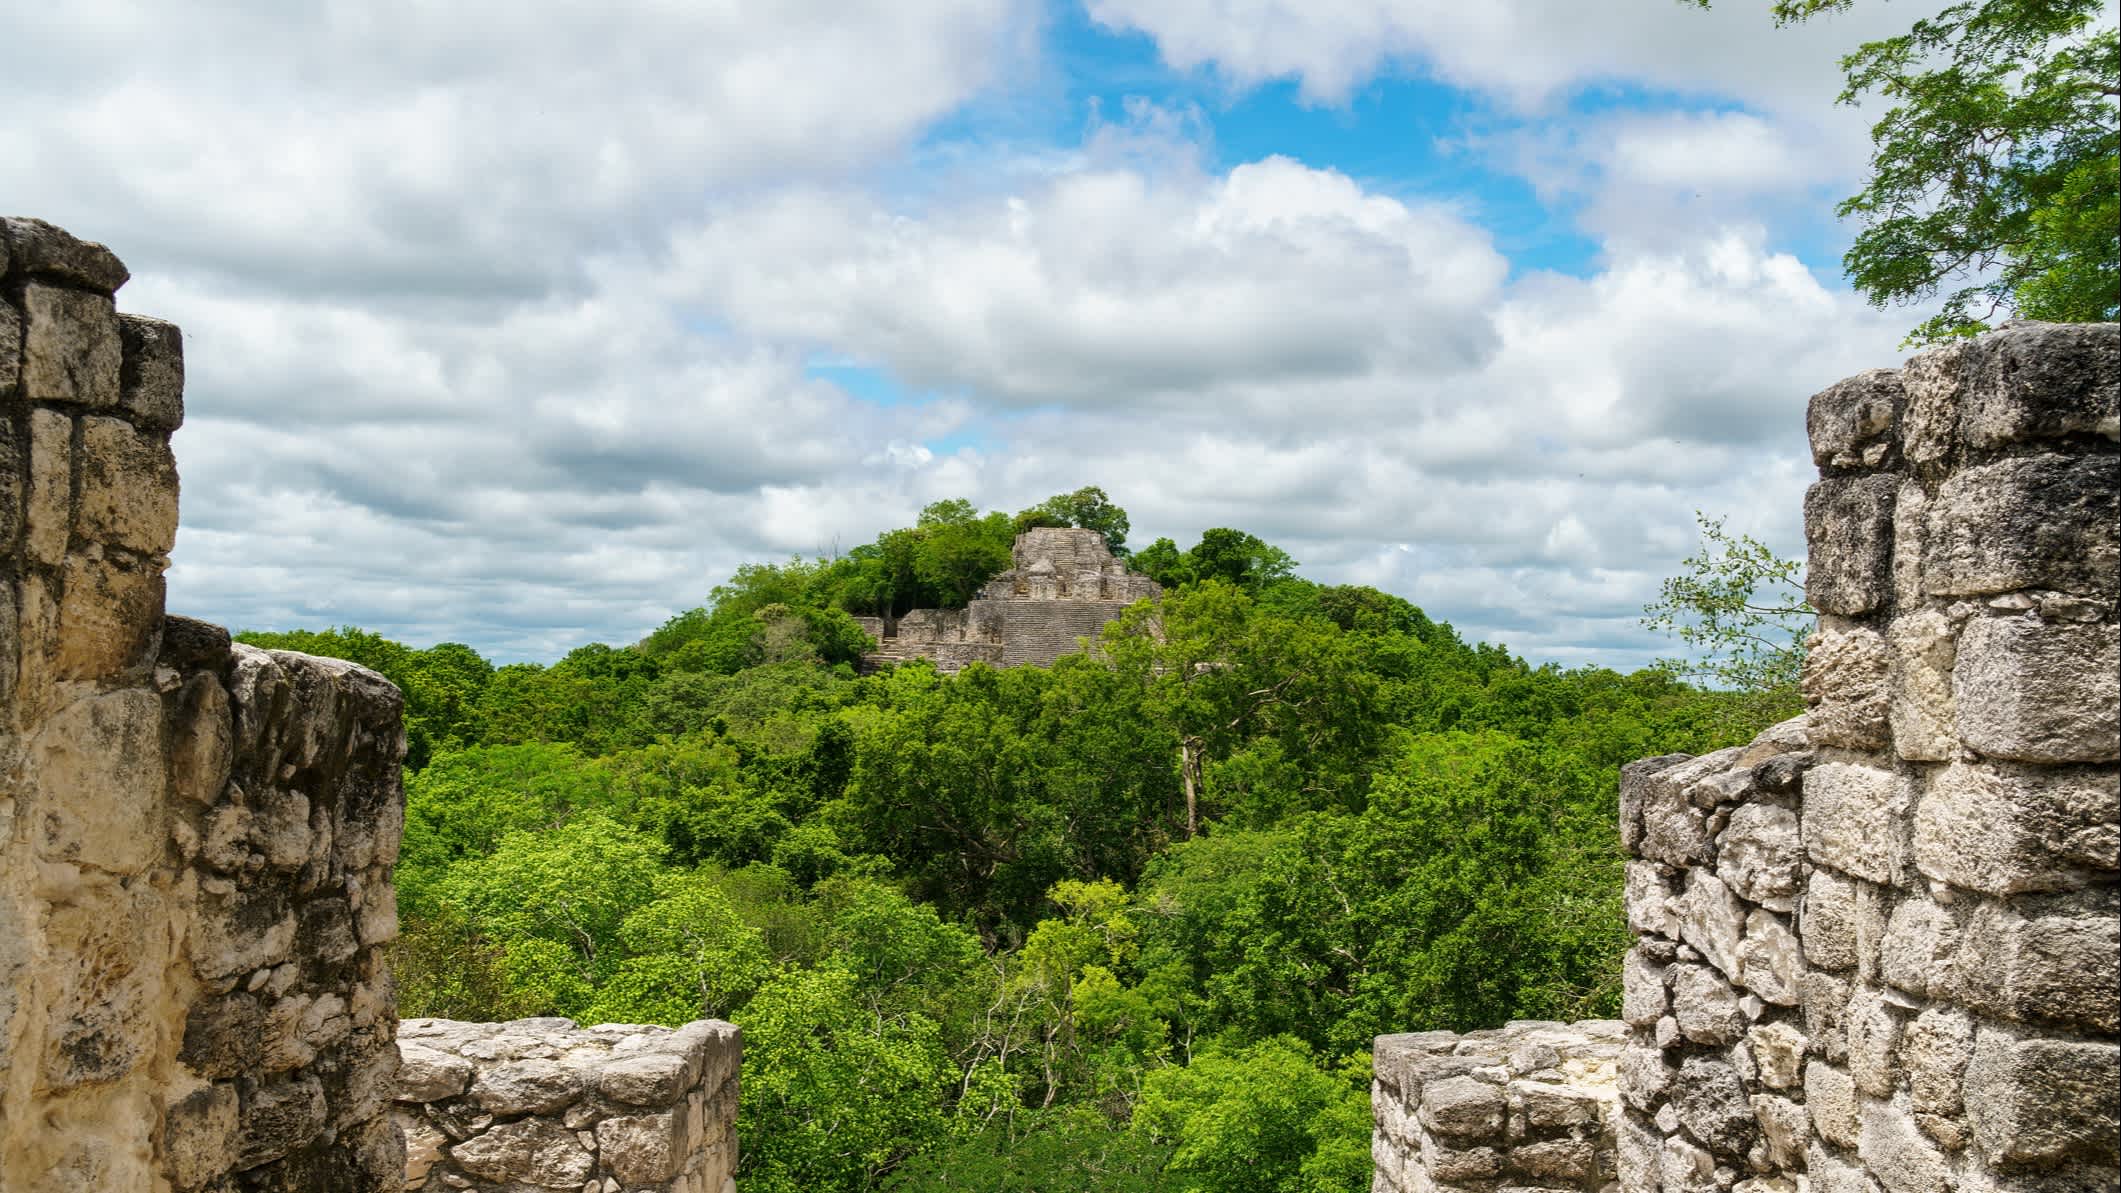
left=4, top=0, right=1952, bottom=667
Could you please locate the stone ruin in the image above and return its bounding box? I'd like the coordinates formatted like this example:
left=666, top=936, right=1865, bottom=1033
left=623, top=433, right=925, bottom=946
left=1372, top=320, right=2120, bottom=1192
left=856, top=525, right=1161, bottom=673
left=395, top=1017, right=739, bottom=1193
left=0, top=217, right=741, bottom=1193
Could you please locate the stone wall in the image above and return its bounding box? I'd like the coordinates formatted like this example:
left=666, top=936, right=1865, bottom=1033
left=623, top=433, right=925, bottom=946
left=862, top=527, right=1160, bottom=673
left=394, top=1017, right=740, bottom=1193
left=1618, top=321, right=2119, bottom=1191
left=1371, top=1020, right=1625, bottom=1192
left=1, top=217, right=408, bottom=1192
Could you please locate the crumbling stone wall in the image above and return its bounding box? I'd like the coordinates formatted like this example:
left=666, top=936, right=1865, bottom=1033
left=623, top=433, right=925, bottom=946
left=394, top=1017, right=740, bottom=1193
left=1, top=217, right=408, bottom=1192
left=1619, top=321, right=2119, bottom=1191
left=862, top=527, right=1160, bottom=673
left=1371, top=1020, right=1625, bottom=1192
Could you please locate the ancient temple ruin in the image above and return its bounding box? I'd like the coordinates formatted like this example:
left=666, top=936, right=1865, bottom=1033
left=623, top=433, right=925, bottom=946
left=1374, top=321, right=2120, bottom=1193
left=855, top=526, right=1161, bottom=672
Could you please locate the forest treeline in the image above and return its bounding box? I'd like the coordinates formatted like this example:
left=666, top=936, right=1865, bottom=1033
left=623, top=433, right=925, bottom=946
left=240, top=497, right=1786, bottom=1193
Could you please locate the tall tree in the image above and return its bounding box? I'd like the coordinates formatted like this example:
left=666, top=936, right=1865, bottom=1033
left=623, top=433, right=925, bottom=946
left=1695, top=0, right=2119, bottom=341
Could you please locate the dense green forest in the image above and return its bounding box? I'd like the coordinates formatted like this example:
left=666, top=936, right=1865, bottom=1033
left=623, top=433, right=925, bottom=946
left=240, top=495, right=1788, bottom=1193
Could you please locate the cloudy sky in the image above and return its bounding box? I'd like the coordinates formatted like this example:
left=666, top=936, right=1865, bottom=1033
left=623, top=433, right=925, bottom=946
left=5, top=0, right=1953, bottom=667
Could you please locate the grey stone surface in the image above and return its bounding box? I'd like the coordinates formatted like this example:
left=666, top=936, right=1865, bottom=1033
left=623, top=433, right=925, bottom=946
left=1924, top=454, right=2120, bottom=600
left=394, top=1017, right=741, bottom=1193
left=1953, top=614, right=2120, bottom=763
left=1806, top=474, right=1899, bottom=616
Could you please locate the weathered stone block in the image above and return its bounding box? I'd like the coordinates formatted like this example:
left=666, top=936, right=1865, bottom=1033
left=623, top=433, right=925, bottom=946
left=29, top=688, right=165, bottom=875
left=1806, top=474, right=1898, bottom=616
left=469, top=1057, right=586, bottom=1117
left=1859, top=1094, right=1952, bottom=1193
left=1809, top=368, right=1905, bottom=470
left=40, top=887, right=161, bottom=1090
left=162, top=1080, right=240, bottom=1191
left=1622, top=946, right=1669, bottom=1027
left=1678, top=869, right=1746, bottom=979
left=1903, top=1007, right=1972, bottom=1124
left=21, top=282, right=122, bottom=407
left=192, top=885, right=296, bottom=980
left=0, top=300, right=20, bottom=397
left=1954, top=615, right=2120, bottom=763
left=1889, top=479, right=1927, bottom=610
left=1925, top=454, right=2119, bottom=600
left=1717, top=802, right=1802, bottom=912
left=1419, top=1074, right=1505, bottom=1138
left=598, top=1109, right=685, bottom=1184
left=1951, top=895, right=2119, bottom=1035
left=181, top=991, right=264, bottom=1079
left=118, top=313, right=185, bottom=431
left=77, top=415, right=178, bottom=556
left=1914, top=761, right=2119, bottom=894
left=1626, top=859, right=1680, bottom=937
left=1622, top=751, right=1706, bottom=863
left=1750, top=1021, right=1807, bottom=1090
left=1965, top=1027, right=2120, bottom=1168
left=1805, top=621, right=1892, bottom=750
left=1660, top=1133, right=1719, bottom=1193
left=1807, top=1059, right=1861, bottom=1149
left=0, top=216, right=131, bottom=291
left=1956, top=320, right=2120, bottom=450
left=26, top=406, right=73, bottom=566
left=1804, top=971, right=1854, bottom=1064
left=1752, top=1092, right=1808, bottom=1170
left=1670, top=961, right=1743, bottom=1044
left=236, top=1073, right=327, bottom=1170
left=1886, top=608, right=1956, bottom=761
left=1737, top=908, right=1802, bottom=1006
left=1672, top=1054, right=1755, bottom=1156
left=1804, top=763, right=1911, bottom=886
left=1878, top=895, right=1958, bottom=999
left=55, top=547, right=164, bottom=682
left=452, top=1118, right=594, bottom=1186
left=1846, top=984, right=1904, bottom=1097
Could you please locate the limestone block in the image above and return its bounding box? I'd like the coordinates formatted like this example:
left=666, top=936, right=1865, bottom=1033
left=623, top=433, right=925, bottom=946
left=1808, top=1059, right=1862, bottom=1149
left=192, top=885, right=296, bottom=979
left=1678, top=870, right=1746, bottom=978
left=1803, top=763, right=1911, bottom=886
left=29, top=688, right=165, bottom=875
left=1885, top=608, right=1956, bottom=762
left=600, top=1050, right=693, bottom=1106
left=180, top=991, right=263, bottom=1078
left=1809, top=368, right=1905, bottom=470
left=1914, top=761, right=2119, bottom=894
left=1749, top=1021, right=1807, bottom=1090
left=55, top=547, right=164, bottom=682
left=1878, top=895, right=1958, bottom=999
left=0, top=300, right=20, bottom=397
left=0, top=216, right=131, bottom=290
left=77, top=415, right=179, bottom=556
left=1736, top=908, right=1802, bottom=1006
left=1425, top=1143, right=1503, bottom=1182
left=1660, top=1132, right=1720, bottom=1193
left=1900, top=336, right=1968, bottom=473
left=1752, top=1093, right=1808, bottom=1170
left=1511, top=1136, right=1596, bottom=1181
left=1964, top=1026, right=2121, bottom=1168
left=1618, top=1112, right=1661, bottom=1191
left=1418, top=1074, right=1505, bottom=1138
left=1925, top=454, right=2119, bottom=600
left=1625, top=859, right=1680, bottom=937
left=1809, top=1139, right=1886, bottom=1193
left=1889, top=479, right=1928, bottom=610
left=1953, top=615, right=2120, bottom=763
left=451, top=1118, right=595, bottom=1186
left=1804, top=972, right=1854, bottom=1064
left=1903, top=1008, right=1972, bottom=1126
left=21, top=282, right=122, bottom=407
left=1805, top=621, right=1891, bottom=750
left=40, top=885, right=161, bottom=1091
left=1620, top=1037, right=1673, bottom=1112
left=168, top=671, right=234, bottom=807
left=1670, top=962, right=1744, bottom=1044
left=1672, top=1055, right=1754, bottom=1156
left=598, top=1109, right=685, bottom=1184
left=403, top=1117, right=447, bottom=1186
left=1620, top=751, right=1702, bottom=861
left=1716, top=802, right=1803, bottom=912
left=1805, top=474, right=1898, bottom=616
left=470, top=1057, right=587, bottom=1117
left=1951, top=894, right=2119, bottom=1034
left=26, top=406, right=73, bottom=566
left=1858, top=1094, right=1952, bottom=1193
left=236, top=1073, right=328, bottom=1170
left=1955, top=320, right=2120, bottom=450
left=162, top=1080, right=240, bottom=1191
left=1622, top=946, right=1669, bottom=1027
left=1845, top=985, right=1903, bottom=1098
left=117, top=313, right=185, bottom=431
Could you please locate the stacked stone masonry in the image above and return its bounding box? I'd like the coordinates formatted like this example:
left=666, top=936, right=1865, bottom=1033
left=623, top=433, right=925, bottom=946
left=0, top=217, right=410, bottom=1191
left=858, top=526, right=1161, bottom=673
left=1371, top=1020, right=1626, bottom=1192
left=394, top=1017, right=740, bottom=1193
left=1374, top=322, right=2119, bottom=1192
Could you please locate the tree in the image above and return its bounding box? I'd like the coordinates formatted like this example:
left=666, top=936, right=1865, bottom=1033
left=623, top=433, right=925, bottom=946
left=1694, top=0, right=2119, bottom=341
left=1641, top=513, right=1811, bottom=725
